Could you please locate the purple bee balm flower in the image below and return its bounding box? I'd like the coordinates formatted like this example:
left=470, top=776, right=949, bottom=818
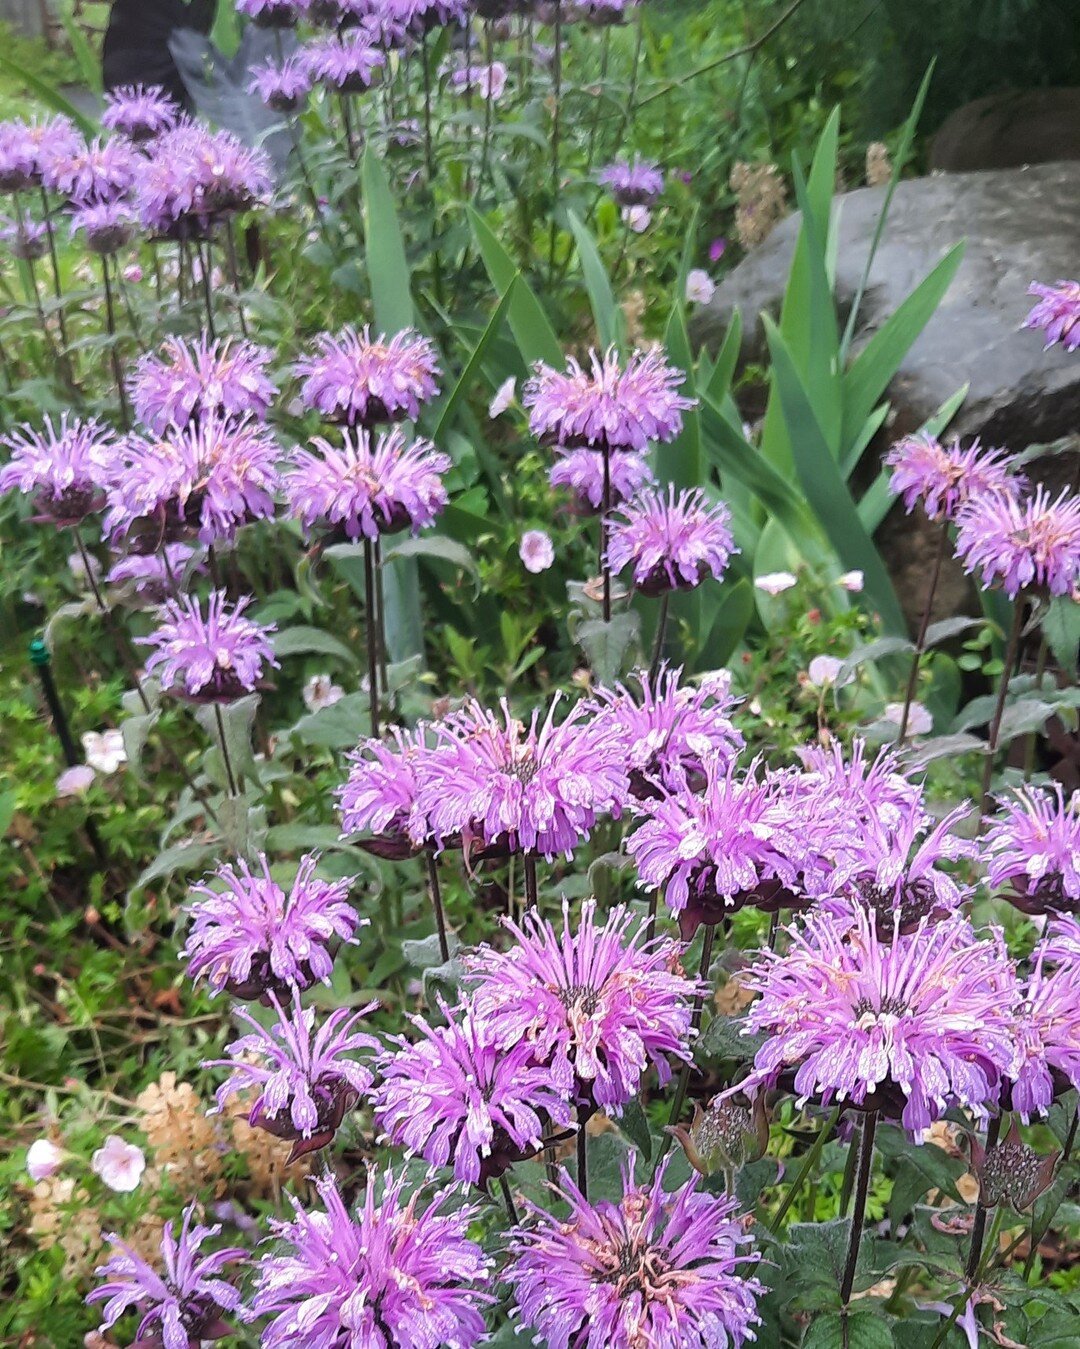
left=88, top=1203, right=246, bottom=1349
left=251, top=1169, right=494, bottom=1348
left=524, top=346, right=695, bottom=453
left=549, top=444, right=655, bottom=514
left=0, top=212, right=50, bottom=261
left=0, top=414, right=116, bottom=525
left=581, top=0, right=635, bottom=25
left=105, top=415, right=280, bottom=549
left=627, top=758, right=825, bottom=938
left=955, top=484, right=1080, bottom=599
left=138, top=591, right=278, bottom=702
left=107, top=542, right=200, bottom=603
left=338, top=724, right=435, bottom=857
left=0, top=115, right=82, bottom=191
left=183, top=853, right=364, bottom=999
left=207, top=991, right=378, bottom=1158
left=794, top=738, right=922, bottom=834
left=247, top=57, right=313, bottom=113
left=130, top=334, right=278, bottom=433
left=136, top=123, right=272, bottom=234
left=417, top=694, right=629, bottom=861
left=40, top=135, right=138, bottom=205
left=101, top=85, right=181, bottom=142
left=505, top=1153, right=764, bottom=1349
left=467, top=899, right=697, bottom=1114
left=295, top=325, right=441, bottom=427
left=304, top=31, right=386, bottom=93
left=375, top=997, right=573, bottom=1185
left=385, top=0, right=469, bottom=36
left=1008, top=936, right=1080, bottom=1120
left=69, top=198, right=136, bottom=255
left=286, top=427, right=451, bottom=542
left=1023, top=279, right=1080, bottom=352
left=237, top=0, right=311, bottom=25
left=885, top=432, right=1022, bottom=522
left=984, top=783, right=1080, bottom=913
left=606, top=485, right=736, bottom=596
left=597, top=156, right=665, bottom=206
left=595, top=665, right=743, bottom=797
left=1043, top=912, right=1080, bottom=964
left=740, top=903, right=1019, bottom=1137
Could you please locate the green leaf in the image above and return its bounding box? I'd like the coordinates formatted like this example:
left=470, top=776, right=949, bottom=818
left=803, top=1312, right=895, bottom=1349
left=1043, top=596, right=1080, bottom=676
left=120, top=707, right=161, bottom=782
left=700, top=395, right=814, bottom=541
left=696, top=579, right=754, bottom=671
left=575, top=612, right=640, bottom=684
left=698, top=1013, right=765, bottom=1063
left=265, top=823, right=358, bottom=853
left=619, top=1099, right=653, bottom=1162
left=289, top=691, right=369, bottom=750
left=272, top=625, right=358, bottom=664
left=703, top=308, right=743, bottom=404
left=838, top=636, right=916, bottom=682
left=656, top=303, right=700, bottom=491
left=468, top=205, right=562, bottom=366
left=567, top=209, right=623, bottom=351
left=380, top=535, right=481, bottom=596
left=130, top=840, right=217, bottom=895
left=783, top=1217, right=851, bottom=1310
left=0, top=56, right=97, bottom=138
left=57, top=11, right=103, bottom=95
left=435, top=276, right=519, bottom=441
left=194, top=694, right=261, bottom=790
left=924, top=617, right=986, bottom=647
left=362, top=145, right=414, bottom=333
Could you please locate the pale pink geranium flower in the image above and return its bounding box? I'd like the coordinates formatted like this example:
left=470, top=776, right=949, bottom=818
left=519, top=529, right=555, bottom=574
left=622, top=204, right=652, bottom=233
left=686, top=269, right=716, bottom=305
left=754, top=571, right=797, bottom=596
left=56, top=765, right=96, bottom=798
left=884, top=701, right=933, bottom=736
left=807, top=655, right=851, bottom=689
left=303, top=674, right=345, bottom=713
left=26, top=1139, right=64, bottom=1181
left=489, top=377, right=516, bottom=419
left=91, top=1136, right=146, bottom=1193
left=837, top=570, right=864, bottom=592
left=82, top=730, right=126, bottom=775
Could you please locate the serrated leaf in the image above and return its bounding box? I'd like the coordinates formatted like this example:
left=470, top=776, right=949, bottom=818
left=194, top=694, right=261, bottom=790
left=784, top=1217, right=851, bottom=1310
left=902, top=732, right=985, bottom=767
left=619, top=1099, right=653, bottom=1162
left=803, top=1311, right=895, bottom=1349
left=575, top=612, right=640, bottom=684
left=381, top=535, right=481, bottom=596
left=838, top=636, right=915, bottom=682
left=289, top=691, right=369, bottom=749
left=698, top=1013, right=766, bottom=1063
left=1042, top=596, right=1080, bottom=676
left=272, top=625, right=358, bottom=663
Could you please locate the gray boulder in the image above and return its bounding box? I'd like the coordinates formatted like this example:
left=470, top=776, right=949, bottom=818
left=931, top=89, right=1080, bottom=172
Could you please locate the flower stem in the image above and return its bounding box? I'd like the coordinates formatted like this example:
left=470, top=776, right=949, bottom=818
left=38, top=186, right=69, bottom=353
left=897, top=517, right=949, bottom=744
left=213, top=702, right=239, bottom=798
left=659, top=923, right=716, bottom=1162
left=966, top=1110, right=1002, bottom=1282
left=547, top=0, right=563, bottom=279
left=477, top=23, right=495, bottom=196
left=198, top=236, right=216, bottom=340
left=601, top=441, right=612, bottom=622
left=840, top=1111, right=877, bottom=1307
left=767, top=1105, right=842, bottom=1234
left=648, top=591, right=670, bottom=683
left=100, top=255, right=131, bottom=430
left=979, top=603, right=1025, bottom=822
left=523, top=852, right=538, bottom=909
left=421, top=39, right=436, bottom=184
left=577, top=1112, right=589, bottom=1201
left=426, top=850, right=451, bottom=963
left=499, top=1174, right=519, bottom=1224
left=363, top=536, right=380, bottom=738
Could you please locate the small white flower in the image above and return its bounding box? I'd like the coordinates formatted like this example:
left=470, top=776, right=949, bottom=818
left=837, top=570, right=864, bottom=593
left=91, top=1136, right=146, bottom=1193
left=303, top=674, right=345, bottom=714
left=82, top=729, right=127, bottom=775
left=754, top=571, right=798, bottom=596
left=68, top=551, right=102, bottom=583
left=519, top=529, right=555, bottom=574
left=884, top=701, right=933, bottom=736
left=622, top=205, right=652, bottom=234
left=26, top=1139, right=64, bottom=1181
left=489, top=377, right=516, bottom=419
left=56, top=765, right=95, bottom=798
left=807, top=655, right=852, bottom=688
left=686, top=269, right=716, bottom=305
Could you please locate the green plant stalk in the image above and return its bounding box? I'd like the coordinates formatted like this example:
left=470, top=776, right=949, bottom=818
left=840, top=1111, right=877, bottom=1306
left=577, top=1108, right=589, bottom=1200
left=658, top=924, right=716, bottom=1165
left=499, top=1173, right=519, bottom=1224
left=523, top=852, right=539, bottom=910
left=213, top=702, right=240, bottom=798
left=897, top=518, right=949, bottom=744
left=363, top=536, right=380, bottom=738
left=601, top=441, right=612, bottom=622
left=979, top=603, right=1025, bottom=822
left=547, top=0, right=563, bottom=278
left=100, top=256, right=131, bottom=430
left=38, top=186, right=69, bottom=352
left=648, top=591, right=670, bottom=683
left=426, top=850, right=451, bottom=964
left=966, top=1111, right=1002, bottom=1282
left=768, top=1106, right=842, bottom=1233
left=584, top=26, right=610, bottom=174
left=1022, top=1103, right=1079, bottom=1280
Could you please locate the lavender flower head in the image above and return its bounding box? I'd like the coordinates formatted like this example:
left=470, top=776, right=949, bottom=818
left=386, top=0, right=469, bottom=36
left=0, top=212, right=50, bottom=261
left=105, top=415, right=280, bottom=549
left=286, top=427, right=451, bottom=542
left=375, top=997, right=573, bottom=1185
left=597, top=157, right=665, bottom=206
left=885, top=432, right=1021, bottom=522
left=136, top=123, right=272, bottom=233
left=304, top=31, right=386, bottom=92
left=248, top=57, right=313, bottom=113
left=467, top=900, right=697, bottom=1113
left=207, top=991, right=378, bottom=1157
left=338, top=724, right=435, bottom=857
left=794, top=738, right=922, bottom=835
left=505, top=1154, right=763, bottom=1349
left=1023, top=279, right=1080, bottom=352
left=237, top=0, right=311, bottom=25
left=549, top=445, right=654, bottom=514
left=0, top=115, right=81, bottom=191
left=295, top=325, right=441, bottom=427
left=131, top=334, right=278, bottom=433
left=1009, top=936, right=1080, bottom=1120
left=606, top=485, right=736, bottom=595
left=40, top=135, right=138, bottom=205
left=955, top=485, right=1080, bottom=599
left=70, top=198, right=136, bottom=254
left=596, top=665, right=743, bottom=796
left=101, top=85, right=181, bottom=142
left=417, top=694, right=629, bottom=860
left=0, top=414, right=116, bottom=525
left=740, top=903, right=1019, bottom=1136
left=138, top=591, right=278, bottom=702
left=183, top=854, right=364, bottom=999
left=985, top=783, right=1080, bottom=913
left=107, top=542, right=200, bottom=603
left=524, top=346, right=695, bottom=453
left=251, top=1170, right=493, bottom=1348
left=88, top=1203, right=246, bottom=1349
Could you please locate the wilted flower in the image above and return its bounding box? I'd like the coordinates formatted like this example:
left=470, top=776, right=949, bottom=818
left=304, top=32, right=386, bottom=92
left=754, top=570, right=797, bottom=595
left=739, top=904, right=1019, bottom=1136
left=287, top=427, right=450, bottom=542
left=985, top=783, right=1080, bottom=913
left=1023, top=279, right=1080, bottom=352
left=505, top=1154, right=763, bottom=1349
left=524, top=346, right=695, bottom=453
left=668, top=1093, right=769, bottom=1178
left=131, top=334, right=278, bottom=433
left=339, top=725, right=434, bottom=857
left=885, top=433, right=1021, bottom=522
left=467, top=900, right=696, bottom=1114
left=302, top=673, right=345, bottom=713
left=250, top=1170, right=493, bottom=1348
left=606, top=486, right=736, bottom=595
left=26, top=1139, right=65, bottom=1181
left=448, top=61, right=508, bottom=101
left=101, top=85, right=181, bottom=142
left=296, top=325, right=440, bottom=427
left=519, top=528, right=554, bottom=573
left=207, top=992, right=378, bottom=1158
left=375, top=997, right=573, bottom=1185
left=40, top=136, right=138, bottom=204
left=91, top=1136, right=146, bottom=1193
left=955, top=485, right=1080, bottom=599
left=183, top=854, right=363, bottom=999
left=968, top=1118, right=1059, bottom=1211
left=88, top=1203, right=246, bottom=1348
left=883, top=700, right=933, bottom=736
left=597, top=157, right=664, bottom=206
left=247, top=57, right=312, bottom=112
left=82, top=729, right=126, bottom=775
left=56, top=764, right=96, bottom=798
left=69, top=198, right=136, bottom=254
left=417, top=694, right=629, bottom=860
left=0, top=414, right=115, bottom=525
left=489, top=375, right=516, bottom=418
left=549, top=445, right=654, bottom=514
left=138, top=591, right=278, bottom=702
left=686, top=268, right=716, bottom=305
